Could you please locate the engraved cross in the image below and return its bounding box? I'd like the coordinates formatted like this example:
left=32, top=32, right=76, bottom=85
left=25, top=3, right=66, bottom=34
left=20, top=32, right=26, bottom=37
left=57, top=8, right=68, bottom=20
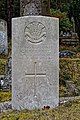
left=25, top=62, right=46, bottom=78
left=25, top=62, right=46, bottom=96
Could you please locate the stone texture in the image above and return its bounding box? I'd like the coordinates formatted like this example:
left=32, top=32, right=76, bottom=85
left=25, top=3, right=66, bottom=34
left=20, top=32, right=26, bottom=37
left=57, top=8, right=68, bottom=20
left=0, top=101, right=12, bottom=113
left=3, top=54, right=12, bottom=90
left=0, top=19, right=8, bottom=54
left=20, top=0, right=50, bottom=16
left=12, top=16, right=59, bottom=110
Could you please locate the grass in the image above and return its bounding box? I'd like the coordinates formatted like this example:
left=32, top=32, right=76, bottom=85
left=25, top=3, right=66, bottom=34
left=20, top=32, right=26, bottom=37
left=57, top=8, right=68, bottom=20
left=0, top=59, right=7, bottom=75
left=0, top=91, right=11, bottom=102
left=59, top=45, right=80, bottom=53
left=0, top=99, right=80, bottom=120
left=59, top=58, right=80, bottom=97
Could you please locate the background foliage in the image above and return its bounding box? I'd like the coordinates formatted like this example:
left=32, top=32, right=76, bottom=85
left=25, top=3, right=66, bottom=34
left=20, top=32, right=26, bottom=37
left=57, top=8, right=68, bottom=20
left=60, top=58, right=80, bottom=97
left=50, top=0, right=80, bottom=39
left=0, top=0, right=80, bottom=39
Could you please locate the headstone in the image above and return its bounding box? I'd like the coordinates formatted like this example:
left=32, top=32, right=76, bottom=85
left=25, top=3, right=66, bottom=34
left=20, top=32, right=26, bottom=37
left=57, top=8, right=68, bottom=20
left=0, top=19, right=8, bottom=54
left=12, top=16, right=59, bottom=110
left=3, top=53, right=12, bottom=90
left=20, top=0, right=50, bottom=16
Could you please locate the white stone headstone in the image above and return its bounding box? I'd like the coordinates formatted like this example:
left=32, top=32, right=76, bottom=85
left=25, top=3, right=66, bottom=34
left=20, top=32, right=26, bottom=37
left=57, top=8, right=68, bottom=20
left=12, top=16, right=59, bottom=110
left=0, top=19, right=8, bottom=54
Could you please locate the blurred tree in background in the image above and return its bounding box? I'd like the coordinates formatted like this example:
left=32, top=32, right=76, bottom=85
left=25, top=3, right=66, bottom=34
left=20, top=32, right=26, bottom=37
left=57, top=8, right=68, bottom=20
left=13, top=0, right=20, bottom=17
left=0, top=0, right=20, bottom=41
left=50, top=9, right=72, bottom=33
left=68, top=0, right=80, bottom=40
left=50, top=0, right=80, bottom=41
left=0, top=0, right=80, bottom=40
left=0, top=0, right=7, bottom=20
left=50, top=0, right=73, bottom=33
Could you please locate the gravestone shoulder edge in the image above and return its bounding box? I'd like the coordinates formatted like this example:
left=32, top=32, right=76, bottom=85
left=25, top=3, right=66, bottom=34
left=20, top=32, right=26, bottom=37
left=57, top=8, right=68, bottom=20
left=12, top=16, right=59, bottom=20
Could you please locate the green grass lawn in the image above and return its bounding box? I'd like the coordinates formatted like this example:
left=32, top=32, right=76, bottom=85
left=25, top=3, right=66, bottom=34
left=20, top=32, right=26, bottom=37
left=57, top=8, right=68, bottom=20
left=0, top=59, right=7, bottom=75
left=59, top=58, right=80, bottom=97
left=0, top=99, right=80, bottom=120
left=60, top=45, right=80, bottom=54
left=0, top=91, right=11, bottom=102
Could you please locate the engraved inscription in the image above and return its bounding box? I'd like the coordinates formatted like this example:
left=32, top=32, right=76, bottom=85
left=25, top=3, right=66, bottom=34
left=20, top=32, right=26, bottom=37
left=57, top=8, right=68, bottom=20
left=24, top=21, right=46, bottom=43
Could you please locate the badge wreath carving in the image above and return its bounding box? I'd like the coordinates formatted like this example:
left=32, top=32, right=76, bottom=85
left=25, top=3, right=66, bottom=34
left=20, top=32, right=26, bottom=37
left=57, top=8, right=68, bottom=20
left=24, top=21, right=46, bottom=44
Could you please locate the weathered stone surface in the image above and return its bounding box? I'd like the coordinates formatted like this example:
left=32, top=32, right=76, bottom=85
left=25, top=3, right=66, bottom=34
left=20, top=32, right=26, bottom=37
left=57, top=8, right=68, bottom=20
left=12, top=16, right=59, bottom=110
left=20, top=0, right=50, bottom=16
left=0, top=101, right=12, bottom=113
left=0, top=19, right=8, bottom=54
left=3, top=54, right=12, bottom=90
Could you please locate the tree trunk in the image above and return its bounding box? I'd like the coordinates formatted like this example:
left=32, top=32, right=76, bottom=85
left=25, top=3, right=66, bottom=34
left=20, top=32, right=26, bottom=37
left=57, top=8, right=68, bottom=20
left=7, top=0, right=13, bottom=41
left=20, top=0, right=50, bottom=16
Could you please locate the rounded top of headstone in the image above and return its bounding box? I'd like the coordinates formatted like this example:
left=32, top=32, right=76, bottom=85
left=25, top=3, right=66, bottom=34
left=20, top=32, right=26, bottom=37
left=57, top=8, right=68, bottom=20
left=0, top=19, right=7, bottom=32
left=12, top=16, right=59, bottom=21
